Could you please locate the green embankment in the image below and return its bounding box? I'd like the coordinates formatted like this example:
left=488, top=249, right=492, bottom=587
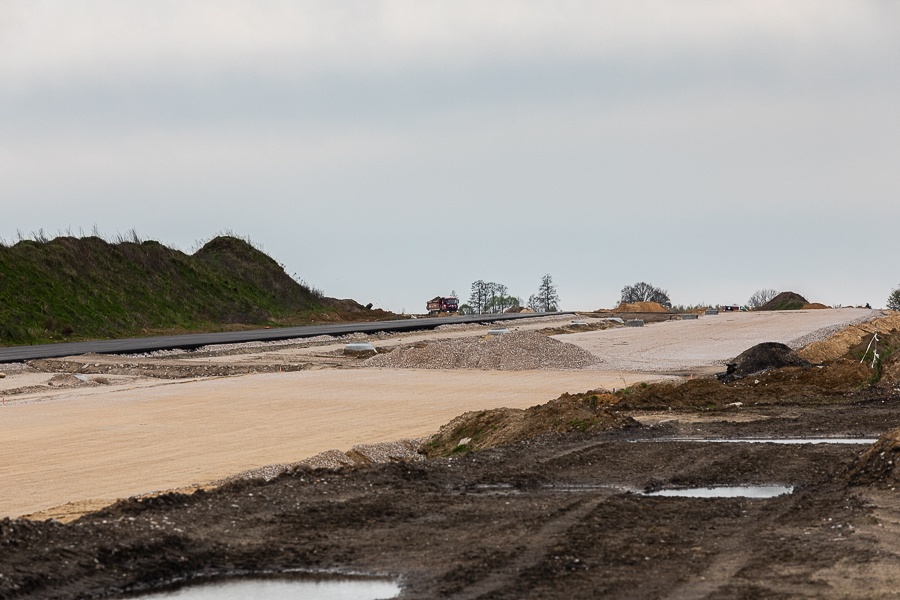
left=0, top=235, right=333, bottom=345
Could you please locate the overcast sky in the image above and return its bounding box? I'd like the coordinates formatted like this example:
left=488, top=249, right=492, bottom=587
left=2, top=1, right=899, bottom=312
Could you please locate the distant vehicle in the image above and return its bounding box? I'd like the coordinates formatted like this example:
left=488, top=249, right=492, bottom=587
left=426, top=296, right=459, bottom=315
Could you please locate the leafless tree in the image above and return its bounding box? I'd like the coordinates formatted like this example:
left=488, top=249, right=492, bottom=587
left=619, top=282, right=671, bottom=308
left=747, top=288, right=779, bottom=310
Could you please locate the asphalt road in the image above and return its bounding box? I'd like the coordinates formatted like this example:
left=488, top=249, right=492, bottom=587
left=0, top=312, right=572, bottom=363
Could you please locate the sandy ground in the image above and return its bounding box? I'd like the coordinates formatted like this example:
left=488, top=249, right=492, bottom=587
left=0, top=369, right=666, bottom=518
left=0, top=308, right=878, bottom=519
left=556, top=308, right=876, bottom=372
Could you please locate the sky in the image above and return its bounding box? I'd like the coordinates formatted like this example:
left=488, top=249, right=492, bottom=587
left=2, top=1, right=899, bottom=312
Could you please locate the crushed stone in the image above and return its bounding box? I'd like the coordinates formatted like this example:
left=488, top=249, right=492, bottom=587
left=363, top=330, right=600, bottom=370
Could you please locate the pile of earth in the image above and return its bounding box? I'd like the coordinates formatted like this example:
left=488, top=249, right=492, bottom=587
left=422, top=390, right=633, bottom=457
left=363, top=331, right=600, bottom=370
left=613, top=301, right=669, bottom=313
left=798, top=313, right=900, bottom=363
left=614, top=359, right=872, bottom=410
left=848, top=427, right=900, bottom=486
left=720, top=342, right=812, bottom=382
left=758, top=291, right=809, bottom=311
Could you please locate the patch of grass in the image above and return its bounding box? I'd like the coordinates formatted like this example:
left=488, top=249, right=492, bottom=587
left=0, top=235, right=336, bottom=346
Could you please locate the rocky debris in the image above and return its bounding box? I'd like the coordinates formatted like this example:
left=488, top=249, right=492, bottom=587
left=27, top=357, right=313, bottom=379
left=0, top=372, right=5, bottom=378
left=47, top=374, right=94, bottom=387
left=215, top=440, right=425, bottom=483
left=721, top=342, right=812, bottom=382
left=848, top=427, right=900, bottom=486
left=422, top=390, right=630, bottom=457
left=758, top=291, right=809, bottom=311
left=362, top=331, right=600, bottom=370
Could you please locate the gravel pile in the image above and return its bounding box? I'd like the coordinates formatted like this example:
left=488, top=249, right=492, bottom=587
left=363, top=331, right=600, bottom=370
left=787, top=310, right=881, bottom=350
left=215, top=439, right=425, bottom=483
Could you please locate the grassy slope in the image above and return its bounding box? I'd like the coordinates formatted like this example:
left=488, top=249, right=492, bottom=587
left=0, top=236, right=335, bottom=345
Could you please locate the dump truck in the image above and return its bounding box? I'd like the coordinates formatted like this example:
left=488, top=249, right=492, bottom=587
left=426, top=296, right=459, bottom=315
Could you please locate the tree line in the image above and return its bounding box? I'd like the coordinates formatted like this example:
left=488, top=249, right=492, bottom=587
left=460, top=274, right=559, bottom=315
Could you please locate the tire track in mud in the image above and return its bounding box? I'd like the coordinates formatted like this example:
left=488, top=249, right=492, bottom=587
left=446, top=493, right=614, bottom=600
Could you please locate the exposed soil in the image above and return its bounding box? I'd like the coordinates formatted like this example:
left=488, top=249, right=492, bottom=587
left=758, top=291, right=809, bottom=311
left=4, top=310, right=900, bottom=599
left=3, top=396, right=900, bottom=599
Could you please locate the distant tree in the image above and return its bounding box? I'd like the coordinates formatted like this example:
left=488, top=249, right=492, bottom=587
left=888, top=286, right=900, bottom=311
left=747, top=288, right=779, bottom=310
left=532, top=274, right=559, bottom=312
left=458, top=303, right=475, bottom=315
left=619, top=281, right=671, bottom=309
left=468, top=280, right=491, bottom=314
left=484, top=294, right=521, bottom=314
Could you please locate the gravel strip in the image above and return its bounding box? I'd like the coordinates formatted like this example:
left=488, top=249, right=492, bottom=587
left=787, top=310, right=883, bottom=350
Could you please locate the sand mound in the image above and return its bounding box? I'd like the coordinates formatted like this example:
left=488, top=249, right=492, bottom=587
left=363, top=331, right=600, bottom=370
left=802, top=303, right=829, bottom=310
left=759, top=291, right=808, bottom=311
left=615, top=302, right=668, bottom=313
left=848, top=428, right=900, bottom=487
left=722, top=342, right=812, bottom=381
left=422, top=390, right=631, bottom=457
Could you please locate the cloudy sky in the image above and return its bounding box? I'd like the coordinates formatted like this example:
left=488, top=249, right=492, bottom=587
left=2, top=1, right=898, bottom=312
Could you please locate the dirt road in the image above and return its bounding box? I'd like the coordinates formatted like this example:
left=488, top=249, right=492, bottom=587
left=0, top=308, right=878, bottom=519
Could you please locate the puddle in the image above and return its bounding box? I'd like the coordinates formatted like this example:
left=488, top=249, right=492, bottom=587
left=133, top=577, right=400, bottom=600
left=642, top=485, right=793, bottom=498
left=661, top=438, right=877, bottom=445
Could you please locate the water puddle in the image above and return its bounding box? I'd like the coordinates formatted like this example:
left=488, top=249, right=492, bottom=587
left=660, top=437, right=877, bottom=445
left=642, top=485, right=793, bottom=498
left=133, top=576, right=400, bottom=600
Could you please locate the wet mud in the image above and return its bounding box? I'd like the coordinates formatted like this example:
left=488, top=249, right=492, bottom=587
left=3, top=398, right=900, bottom=599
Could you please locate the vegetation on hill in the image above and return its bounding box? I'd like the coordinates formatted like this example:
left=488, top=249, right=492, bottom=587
left=0, top=235, right=390, bottom=346
left=758, top=291, right=808, bottom=311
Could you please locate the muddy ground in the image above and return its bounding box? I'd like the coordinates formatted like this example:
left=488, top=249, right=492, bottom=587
left=3, top=394, right=900, bottom=599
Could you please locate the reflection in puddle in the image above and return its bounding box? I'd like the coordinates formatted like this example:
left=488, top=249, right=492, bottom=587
left=134, top=577, right=401, bottom=600
left=659, top=438, right=877, bottom=445
left=642, top=485, right=793, bottom=498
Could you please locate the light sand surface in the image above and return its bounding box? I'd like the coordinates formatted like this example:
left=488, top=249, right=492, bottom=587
left=557, top=309, right=877, bottom=371
left=1, top=308, right=879, bottom=519
left=0, top=369, right=669, bottom=518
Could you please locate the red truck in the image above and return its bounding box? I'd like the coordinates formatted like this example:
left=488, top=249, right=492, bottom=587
left=426, top=296, right=459, bottom=315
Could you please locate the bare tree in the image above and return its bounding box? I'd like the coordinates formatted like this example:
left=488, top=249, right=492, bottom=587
left=533, top=274, right=559, bottom=312
left=747, top=288, right=779, bottom=310
left=619, top=282, right=671, bottom=308
left=468, top=280, right=490, bottom=314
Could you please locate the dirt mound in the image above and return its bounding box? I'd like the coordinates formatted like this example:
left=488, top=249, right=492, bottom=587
left=363, top=331, right=600, bottom=370
left=615, top=302, right=668, bottom=313
left=802, top=303, right=829, bottom=310
left=616, top=359, right=872, bottom=410
left=848, top=428, right=900, bottom=486
left=797, top=313, right=900, bottom=363
left=722, top=342, right=812, bottom=381
left=758, top=291, right=808, bottom=311
left=422, top=390, right=631, bottom=457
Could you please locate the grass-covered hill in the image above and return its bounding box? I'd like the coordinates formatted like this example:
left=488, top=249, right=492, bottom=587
left=0, top=235, right=392, bottom=346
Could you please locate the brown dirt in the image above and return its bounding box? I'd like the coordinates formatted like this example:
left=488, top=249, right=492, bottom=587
left=4, top=395, right=900, bottom=599
left=797, top=313, right=900, bottom=363
left=422, top=391, right=631, bottom=457
left=615, top=359, right=873, bottom=410
left=758, top=291, right=809, bottom=310
left=802, top=302, right=829, bottom=309
left=848, top=427, right=900, bottom=486
left=614, top=301, right=668, bottom=313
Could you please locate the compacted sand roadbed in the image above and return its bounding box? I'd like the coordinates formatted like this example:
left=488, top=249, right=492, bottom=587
left=0, top=308, right=877, bottom=519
